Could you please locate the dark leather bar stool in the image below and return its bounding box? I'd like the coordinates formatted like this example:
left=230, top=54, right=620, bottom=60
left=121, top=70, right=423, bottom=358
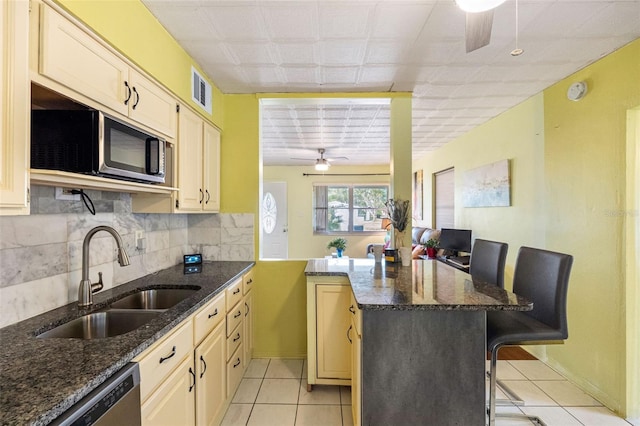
left=486, top=247, right=573, bottom=426
left=469, top=239, right=508, bottom=288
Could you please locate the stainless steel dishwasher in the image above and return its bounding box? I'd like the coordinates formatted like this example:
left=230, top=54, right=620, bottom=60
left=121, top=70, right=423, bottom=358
left=52, top=363, right=141, bottom=426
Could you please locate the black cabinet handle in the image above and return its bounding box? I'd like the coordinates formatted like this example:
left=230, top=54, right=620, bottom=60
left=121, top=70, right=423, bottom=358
left=233, top=358, right=241, bottom=368
left=132, top=87, right=140, bottom=109
left=347, top=325, right=352, bottom=344
left=124, top=81, right=132, bottom=105
left=208, top=308, right=218, bottom=319
left=159, top=346, right=176, bottom=364
left=189, top=367, right=196, bottom=392
left=234, top=311, right=241, bottom=319
left=247, top=278, right=253, bottom=284
left=349, top=305, right=356, bottom=314
left=205, top=190, right=210, bottom=204
left=199, top=189, right=204, bottom=204
left=200, top=355, right=207, bottom=378
left=245, top=302, right=249, bottom=316
left=233, top=288, right=240, bottom=295
left=233, top=333, right=241, bottom=342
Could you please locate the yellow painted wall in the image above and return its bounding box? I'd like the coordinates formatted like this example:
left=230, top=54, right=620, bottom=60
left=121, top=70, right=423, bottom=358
left=413, top=93, right=546, bottom=282
left=264, top=165, right=390, bottom=259
left=543, top=39, right=640, bottom=415
left=54, top=0, right=224, bottom=128
left=414, top=39, right=640, bottom=416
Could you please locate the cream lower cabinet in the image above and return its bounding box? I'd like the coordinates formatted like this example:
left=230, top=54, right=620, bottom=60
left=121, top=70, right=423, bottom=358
left=306, top=276, right=352, bottom=389
left=195, top=322, right=226, bottom=426
left=141, top=355, right=195, bottom=425
left=137, top=287, right=243, bottom=426
left=1, top=0, right=30, bottom=215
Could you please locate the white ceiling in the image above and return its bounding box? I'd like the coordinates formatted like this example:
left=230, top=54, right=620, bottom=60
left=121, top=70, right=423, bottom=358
left=142, top=0, right=640, bottom=166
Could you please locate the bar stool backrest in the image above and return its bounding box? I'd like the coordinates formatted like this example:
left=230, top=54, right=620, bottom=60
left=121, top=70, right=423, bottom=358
left=513, top=247, right=574, bottom=339
left=469, top=239, right=508, bottom=288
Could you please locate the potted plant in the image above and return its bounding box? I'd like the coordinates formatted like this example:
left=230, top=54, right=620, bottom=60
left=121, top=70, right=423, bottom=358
left=425, top=238, right=439, bottom=259
left=327, top=237, right=347, bottom=257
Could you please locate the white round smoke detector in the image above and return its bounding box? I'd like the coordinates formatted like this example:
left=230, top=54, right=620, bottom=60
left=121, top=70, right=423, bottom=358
left=567, top=81, right=588, bottom=101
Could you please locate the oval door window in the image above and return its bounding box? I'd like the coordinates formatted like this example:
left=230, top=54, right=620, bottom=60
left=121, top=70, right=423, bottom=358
left=262, top=192, right=277, bottom=234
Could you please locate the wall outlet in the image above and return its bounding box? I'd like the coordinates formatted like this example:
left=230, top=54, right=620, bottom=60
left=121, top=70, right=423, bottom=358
left=135, top=230, right=146, bottom=251
left=55, top=187, right=80, bottom=201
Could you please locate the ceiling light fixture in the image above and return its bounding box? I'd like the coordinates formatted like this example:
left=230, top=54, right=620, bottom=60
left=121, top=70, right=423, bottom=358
left=510, top=0, right=524, bottom=56
left=315, top=159, right=330, bottom=171
left=455, top=0, right=507, bottom=13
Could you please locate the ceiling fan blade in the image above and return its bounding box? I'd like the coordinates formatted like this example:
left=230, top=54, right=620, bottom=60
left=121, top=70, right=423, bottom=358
left=465, top=10, right=494, bottom=53
left=326, top=157, right=349, bottom=161
left=290, top=157, right=317, bottom=161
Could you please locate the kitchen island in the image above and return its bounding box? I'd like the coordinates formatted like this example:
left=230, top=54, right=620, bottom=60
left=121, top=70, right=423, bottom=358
left=305, top=258, right=532, bottom=425
left=0, top=261, right=254, bottom=426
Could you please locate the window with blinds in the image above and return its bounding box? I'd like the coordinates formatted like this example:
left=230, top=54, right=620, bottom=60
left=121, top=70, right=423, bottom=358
left=434, top=168, right=455, bottom=229
left=313, top=184, right=389, bottom=233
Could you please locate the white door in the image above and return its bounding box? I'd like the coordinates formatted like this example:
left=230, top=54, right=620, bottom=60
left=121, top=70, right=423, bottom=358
left=262, top=182, right=288, bottom=259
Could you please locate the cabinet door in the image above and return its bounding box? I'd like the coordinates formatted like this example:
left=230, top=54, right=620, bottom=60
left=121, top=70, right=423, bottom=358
left=202, top=123, right=220, bottom=212
left=128, top=69, right=177, bottom=139
left=177, top=106, right=204, bottom=211
left=40, top=5, right=128, bottom=115
left=351, top=316, right=362, bottom=426
left=195, top=322, right=226, bottom=426
left=243, top=292, right=253, bottom=369
left=0, top=0, right=29, bottom=214
left=141, top=355, right=196, bottom=426
left=316, top=285, right=351, bottom=379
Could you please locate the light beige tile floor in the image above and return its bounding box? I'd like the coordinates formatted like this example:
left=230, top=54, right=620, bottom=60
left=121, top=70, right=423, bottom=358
left=221, top=359, right=633, bottom=426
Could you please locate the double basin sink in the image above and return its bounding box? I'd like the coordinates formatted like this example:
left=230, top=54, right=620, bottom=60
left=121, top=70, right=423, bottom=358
left=37, top=288, right=199, bottom=340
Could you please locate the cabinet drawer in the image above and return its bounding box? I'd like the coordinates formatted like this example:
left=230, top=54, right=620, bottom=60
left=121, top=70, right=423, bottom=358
left=350, top=291, right=362, bottom=336
left=226, top=303, right=243, bottom=337
left=226, top=323, right=242, bottom=361
left=193, top=292, right=225, bottom=345
left=225, top=278, right=243, bottom=311
left=226, top=345, right=244, bottom=398
left=136, top=319, right=193, bottom=403
left=242, top=269, right=254, bottom=295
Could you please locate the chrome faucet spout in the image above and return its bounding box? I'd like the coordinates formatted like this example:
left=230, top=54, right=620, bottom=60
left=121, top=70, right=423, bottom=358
left=78, top=226, right=130, bottom=308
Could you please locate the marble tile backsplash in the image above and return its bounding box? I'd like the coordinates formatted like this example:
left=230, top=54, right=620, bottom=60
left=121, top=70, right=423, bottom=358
left=0, top=186, right=254, bottom=328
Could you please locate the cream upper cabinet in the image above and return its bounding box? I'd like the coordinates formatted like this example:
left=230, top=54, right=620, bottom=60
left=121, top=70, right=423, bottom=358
left=0, top=0, right=30, bottom=215
left=306, top=276, right=352, bottom=389
left=177, top=104, right=220, bottom=213
left=177, top=105, right=204, bottom=211
left=202, top=123, right=221, bottom=212
left=37, top=4, right=176, bottom=139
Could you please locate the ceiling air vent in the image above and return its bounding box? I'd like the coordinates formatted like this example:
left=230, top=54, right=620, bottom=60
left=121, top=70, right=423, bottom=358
left=191, top=66, right=212, bottom=114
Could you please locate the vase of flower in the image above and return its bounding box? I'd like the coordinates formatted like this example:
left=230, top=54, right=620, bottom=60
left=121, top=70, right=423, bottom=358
left=384, top=199, right=410, bottom=249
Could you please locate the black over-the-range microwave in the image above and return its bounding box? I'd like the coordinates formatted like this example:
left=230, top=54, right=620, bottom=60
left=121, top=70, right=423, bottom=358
left=31, top=110, right=166, bottom=184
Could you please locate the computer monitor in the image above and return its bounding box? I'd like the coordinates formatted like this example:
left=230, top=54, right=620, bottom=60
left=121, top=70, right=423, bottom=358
left=438, top=228, right=472, bottom=255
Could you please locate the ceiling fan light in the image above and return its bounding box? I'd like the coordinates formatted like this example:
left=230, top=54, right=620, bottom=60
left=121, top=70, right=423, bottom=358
left=315, top=159, right=330, bottom=171
left=455, top=0, right=506, bottom=13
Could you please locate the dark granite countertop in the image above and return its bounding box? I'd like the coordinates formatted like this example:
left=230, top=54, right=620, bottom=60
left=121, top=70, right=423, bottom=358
left=305, top=258, right=532, bottom=311
left=0, top=261, right=254, bottom=426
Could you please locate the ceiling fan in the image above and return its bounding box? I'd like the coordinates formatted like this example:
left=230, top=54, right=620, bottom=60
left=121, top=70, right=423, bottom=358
left=456, top=0, right=507, bottom=53
left=291, top=148, right=349, bottom=171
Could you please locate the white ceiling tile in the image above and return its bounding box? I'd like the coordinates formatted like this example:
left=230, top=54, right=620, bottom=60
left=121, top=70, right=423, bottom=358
left=320, top=40, right=367, bottom=65
left=202, top=5, right=268, bottom=41
left=142, top=0, right=640, bottom=165
left=261, top=4, right=319, bottom=40
left=319, top=4, right=372, bottom=39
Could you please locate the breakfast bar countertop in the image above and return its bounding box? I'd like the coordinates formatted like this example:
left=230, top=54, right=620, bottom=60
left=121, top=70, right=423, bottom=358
left=305, top=257, right=532, bottom=311
left=0, top=261, right=254, bottom=426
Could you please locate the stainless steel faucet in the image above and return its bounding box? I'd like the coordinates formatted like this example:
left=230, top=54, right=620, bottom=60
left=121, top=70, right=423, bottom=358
left=78, top=226, right=131, bottom=307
